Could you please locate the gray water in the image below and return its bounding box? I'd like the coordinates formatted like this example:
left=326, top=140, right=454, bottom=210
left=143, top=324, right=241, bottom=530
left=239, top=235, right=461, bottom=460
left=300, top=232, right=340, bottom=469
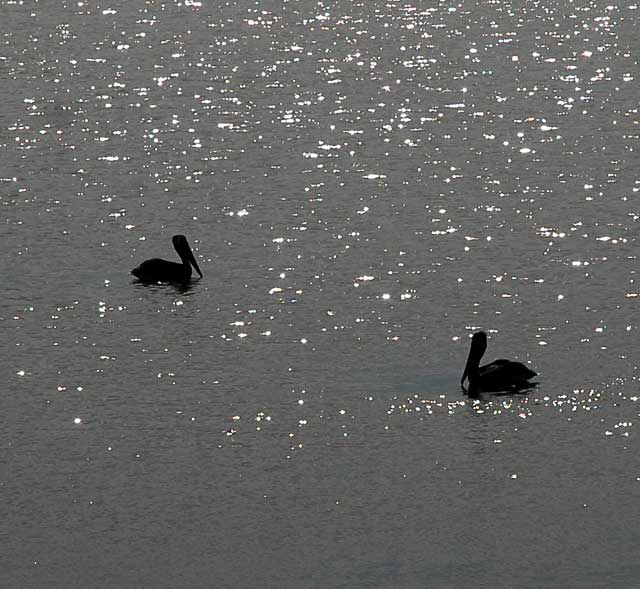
left=2, top=1, right=639, bottom=587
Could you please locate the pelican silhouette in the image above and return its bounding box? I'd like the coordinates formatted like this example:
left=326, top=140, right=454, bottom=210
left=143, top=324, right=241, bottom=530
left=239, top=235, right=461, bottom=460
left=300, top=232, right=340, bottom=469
left=461, top=331, right=536, bottom=395
left=131, top=235, right=203, bottom=283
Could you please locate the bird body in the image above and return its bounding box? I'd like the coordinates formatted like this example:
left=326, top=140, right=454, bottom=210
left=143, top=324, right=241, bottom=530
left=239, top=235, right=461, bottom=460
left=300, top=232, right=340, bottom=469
left=131, top=235, right=202, bottom=283
left=461, top=331, right=536, bottom=395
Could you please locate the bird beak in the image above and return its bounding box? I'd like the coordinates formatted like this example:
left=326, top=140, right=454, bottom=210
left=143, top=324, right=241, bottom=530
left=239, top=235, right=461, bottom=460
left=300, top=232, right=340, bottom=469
left=461, top=334, right=486, bottom=387
left=461, top=366, right=469, bottom=388
left=187, top=248, right=203, bottom=278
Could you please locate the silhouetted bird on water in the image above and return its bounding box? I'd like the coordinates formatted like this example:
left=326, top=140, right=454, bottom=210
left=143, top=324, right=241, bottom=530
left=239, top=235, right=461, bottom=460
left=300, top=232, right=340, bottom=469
left=131, top=234, right=203, bottom=283
left=461, top=331, right=536, bottom=396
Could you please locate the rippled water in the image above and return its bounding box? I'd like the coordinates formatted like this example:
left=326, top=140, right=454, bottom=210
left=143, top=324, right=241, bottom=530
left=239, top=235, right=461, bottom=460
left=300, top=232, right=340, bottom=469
left=3, top=1, right=639, bottom=587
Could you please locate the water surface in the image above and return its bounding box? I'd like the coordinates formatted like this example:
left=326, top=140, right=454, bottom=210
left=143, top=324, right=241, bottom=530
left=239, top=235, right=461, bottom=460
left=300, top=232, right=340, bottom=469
left=2, top=1, right=639, bottom=587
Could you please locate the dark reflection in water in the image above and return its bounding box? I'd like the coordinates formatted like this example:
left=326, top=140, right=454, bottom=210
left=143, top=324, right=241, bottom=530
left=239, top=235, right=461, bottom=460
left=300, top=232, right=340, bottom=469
left=132, top=279, right=202, bottom=297
left=466, top=382, right=539, bottom=400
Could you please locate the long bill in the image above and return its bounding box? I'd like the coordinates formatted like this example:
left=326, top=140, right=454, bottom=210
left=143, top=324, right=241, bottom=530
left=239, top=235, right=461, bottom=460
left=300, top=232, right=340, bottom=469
left=186, top=246, right=203, bottom=278
left=461, top=351, right=475, bottom=388
left=461, top=333, right=486, bottom=388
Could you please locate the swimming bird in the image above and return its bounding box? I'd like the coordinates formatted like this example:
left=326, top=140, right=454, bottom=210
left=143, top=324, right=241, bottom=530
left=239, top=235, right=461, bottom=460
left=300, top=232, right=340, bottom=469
left=131, top=234, right=203, bottom=283
left=461, top=331, right=536, bottom=395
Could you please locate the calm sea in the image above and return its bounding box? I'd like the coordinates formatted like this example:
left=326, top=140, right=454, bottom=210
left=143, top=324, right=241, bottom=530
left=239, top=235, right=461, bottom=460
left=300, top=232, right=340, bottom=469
left=2, top=1, right=639, bottom=587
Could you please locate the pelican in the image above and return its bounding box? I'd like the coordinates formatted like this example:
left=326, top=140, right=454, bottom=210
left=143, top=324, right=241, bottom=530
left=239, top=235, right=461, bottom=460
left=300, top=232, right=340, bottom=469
left=131, top=234, right=203, bottom=283
left=461, top=331, right=536, bottom=395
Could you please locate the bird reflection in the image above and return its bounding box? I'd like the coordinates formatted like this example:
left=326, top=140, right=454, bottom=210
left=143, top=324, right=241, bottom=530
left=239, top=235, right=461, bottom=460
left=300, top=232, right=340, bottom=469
left=132, top=281, right=196, bottom=296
